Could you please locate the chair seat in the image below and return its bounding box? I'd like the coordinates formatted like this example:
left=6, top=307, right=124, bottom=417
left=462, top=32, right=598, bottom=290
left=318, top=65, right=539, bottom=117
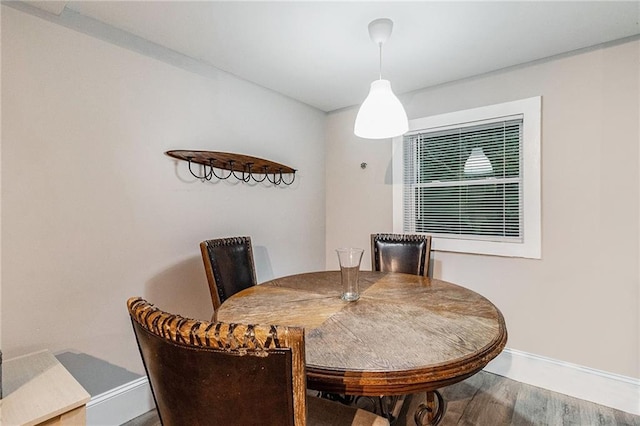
left=307, top=396, right=390, bottom=426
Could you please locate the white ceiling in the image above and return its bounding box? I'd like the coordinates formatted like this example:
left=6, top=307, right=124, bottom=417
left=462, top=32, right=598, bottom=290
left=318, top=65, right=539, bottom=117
left=24, top=1, right=640, bottom=112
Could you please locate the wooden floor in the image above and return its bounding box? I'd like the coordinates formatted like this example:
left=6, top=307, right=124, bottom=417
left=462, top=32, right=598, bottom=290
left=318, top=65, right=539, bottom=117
left=123, top=371, right=640, bottom=426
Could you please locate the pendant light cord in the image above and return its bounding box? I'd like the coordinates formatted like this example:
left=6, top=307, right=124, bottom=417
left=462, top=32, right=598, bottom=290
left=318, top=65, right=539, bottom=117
left=378, top=42, right=383, bottom=80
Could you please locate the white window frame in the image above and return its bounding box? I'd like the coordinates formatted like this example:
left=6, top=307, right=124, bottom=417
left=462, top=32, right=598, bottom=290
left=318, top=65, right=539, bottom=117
left=392, top=96, right=541, bottom=259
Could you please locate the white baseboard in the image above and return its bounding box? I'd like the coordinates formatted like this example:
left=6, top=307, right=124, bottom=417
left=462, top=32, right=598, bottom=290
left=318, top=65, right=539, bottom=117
left=484, top=347, right=640, bottom=416
left=86, top=376, right=154, bottom=426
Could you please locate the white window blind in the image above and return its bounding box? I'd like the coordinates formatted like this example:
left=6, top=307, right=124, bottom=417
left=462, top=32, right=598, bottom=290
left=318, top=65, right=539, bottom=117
left=403, top=117, right=523, bottom=242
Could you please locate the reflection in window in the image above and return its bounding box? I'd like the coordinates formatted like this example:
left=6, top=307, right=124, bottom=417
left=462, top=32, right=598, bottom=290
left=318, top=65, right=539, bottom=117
left=403, top=119, right=522, bottom=242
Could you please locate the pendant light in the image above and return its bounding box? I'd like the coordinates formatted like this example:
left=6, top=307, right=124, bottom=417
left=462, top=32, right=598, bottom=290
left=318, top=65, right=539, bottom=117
left=354, top=18, right=408, bottom=139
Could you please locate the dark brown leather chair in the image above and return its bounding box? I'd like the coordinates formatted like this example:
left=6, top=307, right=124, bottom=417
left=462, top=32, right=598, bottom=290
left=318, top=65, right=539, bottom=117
left=371, top=233, right=432, bottom=277
left=200, top=236, right=257, bottom=311
left=127, top=297, right=389, bottom=426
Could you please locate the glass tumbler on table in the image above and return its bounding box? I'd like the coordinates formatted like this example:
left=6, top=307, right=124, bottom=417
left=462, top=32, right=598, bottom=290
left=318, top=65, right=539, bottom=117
left=336, top=248, right=364, bottom=301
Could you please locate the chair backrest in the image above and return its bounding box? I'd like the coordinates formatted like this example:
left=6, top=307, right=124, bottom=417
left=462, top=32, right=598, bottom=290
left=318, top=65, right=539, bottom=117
left=127, top=297, right=306, bottom=426
left=200, top=236, right=258, bottom=311
left=371, top=233, right=432, bottom=277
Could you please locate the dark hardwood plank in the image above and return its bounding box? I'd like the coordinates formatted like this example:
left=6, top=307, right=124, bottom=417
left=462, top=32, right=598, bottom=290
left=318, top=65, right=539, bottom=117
left=615, top=408, right=640, bottom=426
left=452, top=371, right=520, bottom=426
left=510, top=381, right=550, bottom=425
left=587, top=403, right=620, bottom=425
left=122, top=409, right=160, bottom=426
left=438, top=373, right=485, bottom=425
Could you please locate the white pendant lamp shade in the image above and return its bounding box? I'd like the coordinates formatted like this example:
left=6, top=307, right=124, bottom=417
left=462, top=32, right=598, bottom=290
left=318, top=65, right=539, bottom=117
left=354, top=18, right=408, bottom=139
left=354, top=80, right=408, bottom=139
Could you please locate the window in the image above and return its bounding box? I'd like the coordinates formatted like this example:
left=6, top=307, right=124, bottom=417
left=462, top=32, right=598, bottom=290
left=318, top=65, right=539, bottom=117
left=392, top=97, right=541, bottom=258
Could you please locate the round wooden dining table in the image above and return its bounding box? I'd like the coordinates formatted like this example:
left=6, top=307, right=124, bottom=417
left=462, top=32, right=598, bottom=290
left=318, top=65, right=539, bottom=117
left=217, top=271, right=507, bottom=423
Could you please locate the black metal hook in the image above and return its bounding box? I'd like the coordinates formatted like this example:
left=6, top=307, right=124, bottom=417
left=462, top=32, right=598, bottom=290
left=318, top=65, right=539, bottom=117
left=280, top=170, right=296, bottom=186
left=249, top=166, right=269, bottom=183
left=187, top=157, right=214, bottom=181
left=210, top=159, right=232, bottom=180
left=186, top=157, right=295, bottom=185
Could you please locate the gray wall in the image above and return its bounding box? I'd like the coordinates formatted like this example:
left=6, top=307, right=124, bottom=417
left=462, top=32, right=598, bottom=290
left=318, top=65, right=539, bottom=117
left=326, top=40, right=640, bottom=379
left=1, top=6, right=326, bottom=374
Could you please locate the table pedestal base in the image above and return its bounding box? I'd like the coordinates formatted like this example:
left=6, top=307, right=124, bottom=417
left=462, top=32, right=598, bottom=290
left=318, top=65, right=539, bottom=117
left=414, top=390, right=446, bottom=425
left=321, top=390, right=446, bottom=425
left=353, top=395, right=405, bottom=424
